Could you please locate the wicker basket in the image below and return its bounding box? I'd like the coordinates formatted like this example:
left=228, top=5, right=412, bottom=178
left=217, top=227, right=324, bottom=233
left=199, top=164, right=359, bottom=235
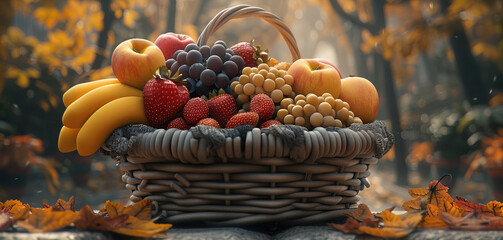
left=102, top=5, right=394, bottom=226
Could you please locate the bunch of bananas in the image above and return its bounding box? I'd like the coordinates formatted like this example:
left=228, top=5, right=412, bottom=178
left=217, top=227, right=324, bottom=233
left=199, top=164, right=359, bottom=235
left=58, top=78, right=149, bottom=156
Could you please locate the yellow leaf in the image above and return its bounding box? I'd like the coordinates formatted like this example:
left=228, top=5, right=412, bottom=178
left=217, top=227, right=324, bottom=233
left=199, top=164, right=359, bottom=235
left=114, top=215, right=172, bottom=238
left=6, top=27, right=25, bottom=44
left=359, top=210, right=423, bottom=238
left=88, top=11, right=104, bottom=32
left=40, top=101, right=50, bottom=112
left=70, top=47, right=95, bottom=70
left=5, top=66, right=21, bottom=79
left=62, top=0, right=87, bottom=23
left=419, top=204, right=448, bottom=229
left=17, top=73, right=30, bottom=88
left=48, top=30, right=73, bottom=49
left=105, top=199, right=152, bottom=220
left=34, top=7, right=60, bottom=29
left=123, top=9, right=138, bottom=28
left=89, top=66, right=114, bottom=81
left=26, top=68, right=40, bottom=78
left=3, top=200, right=30, bottom=221
left=17, top=208, right=79, bottom=233
left=487, top=201, right=503, bottom=217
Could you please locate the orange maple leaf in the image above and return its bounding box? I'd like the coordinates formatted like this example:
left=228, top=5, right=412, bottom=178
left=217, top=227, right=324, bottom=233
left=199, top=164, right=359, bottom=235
left=487, top=201, right=503, bottom=217
left=2, top=200, right=30, bottom=221
left=420, top=204, right=449, bottom=229
left=328, top=217, right=364, bottom=234
left=359, top=210, right=424, bottom=238
left=17, top=208, right=79, bottom=233
left=43, top=196, right=75, bottom=212
left=74, top=205, right=128, bottom=232
left=327, top=204, right=379, bottom=235
left=453, top=196, right=491, bottom=214
left=345, top=204, right=379, bottom=224
left=104, top=199, right=152, bottom=220
left=403, top=178, right=454, bottom=211
left=113, top=215, right=172, bottom=238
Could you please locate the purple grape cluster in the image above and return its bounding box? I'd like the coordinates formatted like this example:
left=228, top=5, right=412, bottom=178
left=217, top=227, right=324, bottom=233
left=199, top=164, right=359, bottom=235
left=165, top=40, right=245, bottom=97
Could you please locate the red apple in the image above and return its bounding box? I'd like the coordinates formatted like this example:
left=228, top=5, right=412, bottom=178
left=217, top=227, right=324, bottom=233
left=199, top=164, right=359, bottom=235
left=287, top=58, right=342, bottom=98
left=313, top=58, right=342, bottom=78
left=111, top=38, right=165, bottom=90
left=154, top=32, right=195, bottom=60
left=339, top=76, right=379, bottom=123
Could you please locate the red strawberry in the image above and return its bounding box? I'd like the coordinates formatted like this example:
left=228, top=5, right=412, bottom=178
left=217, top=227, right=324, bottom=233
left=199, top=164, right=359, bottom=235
left=183, top=97, right=209, bottom=125
left=230, top=42, right=257, bottom=67
left=260, top=120, right=282, bottom=129
left=226, top=112, right=259, bottom=128
left=207, top=94, right=237, bottom=127
left=196, top=118, right=220, bottom=128
left=249, top=93, right=275, bottom=121
left=167, top=117, right=190, bottom=130
left=143, top=76, right=189, bottom=128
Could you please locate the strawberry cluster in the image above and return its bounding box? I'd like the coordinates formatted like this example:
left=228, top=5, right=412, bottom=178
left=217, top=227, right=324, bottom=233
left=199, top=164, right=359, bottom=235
left=142, top=40, right=284, bottom=130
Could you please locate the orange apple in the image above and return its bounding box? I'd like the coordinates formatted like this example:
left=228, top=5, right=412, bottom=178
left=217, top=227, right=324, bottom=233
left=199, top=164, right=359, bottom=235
left=339, top=76, right=379, bottom=123
left=287, top=59, right=341, bottom=98
left=111, top=38, right=165, bottom=90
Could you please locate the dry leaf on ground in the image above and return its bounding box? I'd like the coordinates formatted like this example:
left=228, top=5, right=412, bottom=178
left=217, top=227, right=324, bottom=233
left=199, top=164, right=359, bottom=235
left=403, top=179, right=454, bottom=211
left=0, top=213, right=12, bottom=231
left=113, top=215, right=172, bottom=238
left=2, top=200, right=30, bottom=221
left=74, top=205, right=128, bottom=232
left=17, top=208, right=79, bottom=233
left=103, top=199, right=151, bottom=220
left=43, top=196, right=75, bottom=211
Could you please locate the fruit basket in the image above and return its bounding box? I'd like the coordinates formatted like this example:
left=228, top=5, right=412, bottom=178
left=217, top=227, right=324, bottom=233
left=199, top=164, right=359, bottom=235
left=99, top=5, right=394, bottom=226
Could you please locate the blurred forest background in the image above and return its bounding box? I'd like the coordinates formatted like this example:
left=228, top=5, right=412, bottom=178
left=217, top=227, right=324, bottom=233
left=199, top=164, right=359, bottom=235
left=0, top=0, right=502, bottom=209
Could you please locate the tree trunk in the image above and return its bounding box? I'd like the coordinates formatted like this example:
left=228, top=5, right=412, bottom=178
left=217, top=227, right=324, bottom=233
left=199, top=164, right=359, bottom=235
left=0, top=0, right=15, bottom=95
left=329, top=0, right=409, bottom=185
left=90, top=0, right=114, bottom=72
left=167, top=0, right=177, bottom=33
left=372, top=0, right=409, bottom=185
left=440, top=0, right=487, bottom=105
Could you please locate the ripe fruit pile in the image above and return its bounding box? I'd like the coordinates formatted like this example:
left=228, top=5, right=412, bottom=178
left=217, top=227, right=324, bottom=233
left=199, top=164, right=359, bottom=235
left=231, top=63, right=295, bottom=106
left=277, top=93, right=363, bottom=129
left=58, top=32, right=380, bottom=157
left=165, top=41, right=245, bottom=98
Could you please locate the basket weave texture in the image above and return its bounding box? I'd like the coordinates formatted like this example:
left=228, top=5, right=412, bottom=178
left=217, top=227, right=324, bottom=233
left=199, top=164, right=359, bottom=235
left=101, top=5, right=394, bottom=226
left=102, top=122, right=393, bottom=226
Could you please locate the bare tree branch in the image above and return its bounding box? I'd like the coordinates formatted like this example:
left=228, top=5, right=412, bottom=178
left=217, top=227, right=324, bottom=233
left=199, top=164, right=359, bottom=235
left=328, top=0, right=378, bottom=33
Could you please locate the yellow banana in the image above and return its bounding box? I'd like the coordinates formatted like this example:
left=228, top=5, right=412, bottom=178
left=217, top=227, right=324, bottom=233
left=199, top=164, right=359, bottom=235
left=62, top=83, right=143, bottom=128
left=76, top=96, right=149, bottom=156
left=58, top=126, right=80, bottom=153
left=63, top=78, right=120, bottom=107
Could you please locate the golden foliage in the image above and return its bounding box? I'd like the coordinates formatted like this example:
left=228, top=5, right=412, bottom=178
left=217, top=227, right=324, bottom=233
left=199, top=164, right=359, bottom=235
left=103, top=199, right=152, bottom=220
left=403, top=180, right=454, bottom=211
left=17, top=208, right=79, bottom=233
left=407, top=142, right=433, bottom=165
left=2, top=200, right=30, bottom=221
left=330, top=179, right=503, bottom=237
left=359, top=210, right=423, bottom=238
left=74, top=205, right=128, bottom=232
left=0, top=197, right=171, bottom=237
left=113, top=215, right=172, bottom=238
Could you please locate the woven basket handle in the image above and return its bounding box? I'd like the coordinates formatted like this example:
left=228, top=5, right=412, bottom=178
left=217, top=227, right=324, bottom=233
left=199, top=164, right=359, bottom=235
left=197, top=4, right=301, bottom=62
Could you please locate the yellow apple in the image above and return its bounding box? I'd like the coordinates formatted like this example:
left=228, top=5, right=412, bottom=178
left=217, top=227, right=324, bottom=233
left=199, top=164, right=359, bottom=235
left=339, top=76, right=379, bottom=123
left=111, top=38, right=165, bottom=90
left=287, top=59, right=341, bottom=98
